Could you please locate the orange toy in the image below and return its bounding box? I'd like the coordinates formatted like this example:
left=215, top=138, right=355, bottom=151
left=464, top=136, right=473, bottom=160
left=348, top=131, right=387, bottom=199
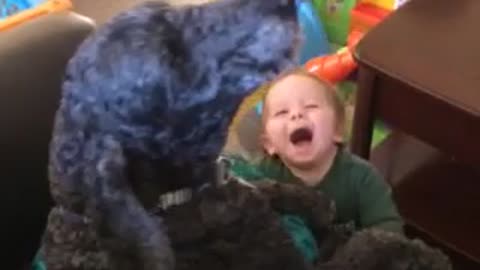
left=361, top=0, right=409, bottom=11
left=346, top=29, right=364, bottom=50
left=0, top=0, right=73, bottom=32
left=350, top=3, right=391, bottom=33
left=304, top=30, right=364, bottom=83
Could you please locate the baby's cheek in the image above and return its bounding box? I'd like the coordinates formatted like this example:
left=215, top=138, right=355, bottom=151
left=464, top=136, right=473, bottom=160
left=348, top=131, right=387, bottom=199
left=316, top=112, right=336, bottom=130
left=266, top=121, right=285, bottom=142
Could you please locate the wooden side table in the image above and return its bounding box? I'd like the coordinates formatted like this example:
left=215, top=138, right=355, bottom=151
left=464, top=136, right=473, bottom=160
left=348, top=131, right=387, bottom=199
left=350, top=0, right=480, bottom=268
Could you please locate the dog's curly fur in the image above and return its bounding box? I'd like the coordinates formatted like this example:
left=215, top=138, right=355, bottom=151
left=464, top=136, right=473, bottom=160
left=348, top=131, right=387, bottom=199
left=40, top=179, right=337, bottom=270
left=40, top=0, right=300, bottom=269
left=319, top=229, right=452, bottom=270
left=162, top=180, right=454, bottom=270
left=160, top=180, right=337, bottom=270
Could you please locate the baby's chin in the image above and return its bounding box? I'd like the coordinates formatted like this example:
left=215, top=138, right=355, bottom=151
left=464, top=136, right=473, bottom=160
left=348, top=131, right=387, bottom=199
left=281, top=150, right=320, bottom=170
left=282, top=141, right=337, bottom=171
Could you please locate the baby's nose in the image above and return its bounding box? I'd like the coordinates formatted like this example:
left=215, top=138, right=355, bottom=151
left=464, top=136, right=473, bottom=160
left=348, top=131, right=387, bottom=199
left=290, top=109, right=304, bottom=120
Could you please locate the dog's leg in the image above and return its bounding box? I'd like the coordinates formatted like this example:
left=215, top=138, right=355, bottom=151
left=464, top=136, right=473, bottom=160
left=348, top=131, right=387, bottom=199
left=40, top=206, right=111, bottom=270
left=82, top=135, right=174, bottom=270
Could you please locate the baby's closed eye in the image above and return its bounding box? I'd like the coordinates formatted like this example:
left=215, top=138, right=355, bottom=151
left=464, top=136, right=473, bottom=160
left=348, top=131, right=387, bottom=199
left=274, top=109, right=289, bottom=117
left=305, top=104, right=319, bottom=109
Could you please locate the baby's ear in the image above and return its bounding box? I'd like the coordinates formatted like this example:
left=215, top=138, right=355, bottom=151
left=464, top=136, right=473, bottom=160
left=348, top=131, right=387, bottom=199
left=333, top=130, right=344, bottom=144
left=260, top=133, right=276, bottom=156
left=333, top=123, right=345, bottom=144
left=333, top=135, right=344, bottom=145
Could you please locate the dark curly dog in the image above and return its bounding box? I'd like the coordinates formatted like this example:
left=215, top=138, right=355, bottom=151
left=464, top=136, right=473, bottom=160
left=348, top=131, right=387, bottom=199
left=319, top=229, right=452, bottom=270
left=39, top=0, right=300, bottom=269
left=160, top=180, right=453, bottom=270
left=161, top=180, right=337, bottom=270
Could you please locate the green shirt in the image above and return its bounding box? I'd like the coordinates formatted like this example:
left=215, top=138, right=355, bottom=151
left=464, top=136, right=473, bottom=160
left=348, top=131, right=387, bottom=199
left=228, top=149, right=403, bottom=261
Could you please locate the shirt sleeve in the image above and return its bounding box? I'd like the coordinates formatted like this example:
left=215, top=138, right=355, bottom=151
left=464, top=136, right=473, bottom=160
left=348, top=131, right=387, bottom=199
left=356, top=168, right=404, bottom=233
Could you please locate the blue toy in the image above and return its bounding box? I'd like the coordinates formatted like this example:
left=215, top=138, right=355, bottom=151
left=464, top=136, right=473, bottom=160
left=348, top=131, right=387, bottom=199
left=0, top=0, right=45, bottom=19
left=296, top=0, right=330, bottom=64
left=254, top=0, right=330, bottom=115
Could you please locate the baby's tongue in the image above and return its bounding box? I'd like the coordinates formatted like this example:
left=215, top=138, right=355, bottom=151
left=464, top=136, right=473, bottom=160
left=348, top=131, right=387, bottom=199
left=292, top=140, right=312, bottom=153
left=289, top=127, right=313, bottom=148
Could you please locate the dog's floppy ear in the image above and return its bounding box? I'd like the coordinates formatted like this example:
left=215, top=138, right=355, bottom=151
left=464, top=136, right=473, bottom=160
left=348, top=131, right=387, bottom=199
left=81, top=135, right=174, bottom=270
left=176, top=0, right=299, bottom=96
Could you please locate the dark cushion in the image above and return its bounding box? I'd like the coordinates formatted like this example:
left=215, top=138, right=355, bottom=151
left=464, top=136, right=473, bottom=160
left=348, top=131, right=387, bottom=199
left=0, top=11, right=94, bottom=269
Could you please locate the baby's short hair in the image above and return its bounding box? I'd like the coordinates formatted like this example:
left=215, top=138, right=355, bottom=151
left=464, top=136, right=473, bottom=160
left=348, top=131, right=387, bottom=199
left=260, top=67, right=346, bottom=130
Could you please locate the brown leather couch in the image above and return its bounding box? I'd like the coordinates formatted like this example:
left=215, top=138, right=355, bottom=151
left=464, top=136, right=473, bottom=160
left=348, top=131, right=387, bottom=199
left=0, top=12, right=94, bottom=269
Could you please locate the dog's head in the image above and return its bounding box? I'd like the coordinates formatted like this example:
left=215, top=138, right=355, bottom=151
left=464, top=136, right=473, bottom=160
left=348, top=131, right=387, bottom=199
left=59, top=0, right=300, bottom=189
left=147, top=0, right=300, bottom=165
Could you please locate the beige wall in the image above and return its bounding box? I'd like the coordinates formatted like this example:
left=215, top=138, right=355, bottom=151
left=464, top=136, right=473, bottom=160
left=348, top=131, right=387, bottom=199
left=73, top=0, right=218, bottom=25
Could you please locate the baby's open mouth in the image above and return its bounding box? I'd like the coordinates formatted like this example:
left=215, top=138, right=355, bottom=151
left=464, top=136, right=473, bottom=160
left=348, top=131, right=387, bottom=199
left=289, top=127, right=313, bottom=145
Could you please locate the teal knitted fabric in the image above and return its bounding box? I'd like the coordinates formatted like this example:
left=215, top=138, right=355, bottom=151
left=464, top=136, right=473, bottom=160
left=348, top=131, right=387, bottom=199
left=31, top=254, right=46, bottom=270
left=281, top=215, right=319, bottom=263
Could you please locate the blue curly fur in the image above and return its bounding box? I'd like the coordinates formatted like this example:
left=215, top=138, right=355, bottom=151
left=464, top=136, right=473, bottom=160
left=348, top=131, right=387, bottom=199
left=41, top=1, right=300, bottom=269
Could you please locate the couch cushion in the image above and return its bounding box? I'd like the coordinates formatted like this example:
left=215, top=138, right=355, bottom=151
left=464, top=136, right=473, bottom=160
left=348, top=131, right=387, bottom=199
left=0, top=11, right=94, bottom=268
